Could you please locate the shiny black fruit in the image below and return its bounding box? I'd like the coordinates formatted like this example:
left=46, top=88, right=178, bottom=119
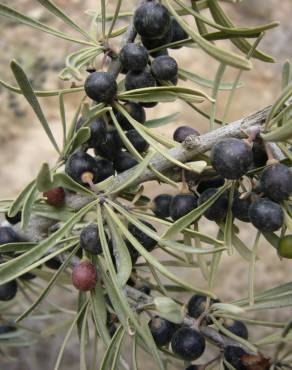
left=125, top=69, right=156, bottom=91
left=45, top=258, right=62, bottom=270
left=224, top=346, right=247, bottom=370
left=76, top=117, right=107, bottom=148
left=249, top=198, right=283, bottom=232
left=151, top=55, right=178, bottom=81
left=224, top=319, right=249, bottom=340
left=96, top=158, right=115, bottom=182
left=134, top=2, right=171, bottom=39
left=128, top=220, right=157, bottom=252
left=113, top=151, right=138, bottom=173
left=84, top=71, right=117, bottom=103
left=170, top=18, right=188, bottom=48
left=149, top=316, right=176, bottom=347
left=198, top=188, right=228, bottom=222
left=115, top=102, right=146, bottom=130
left=252, top=140, right=268, bottom=168
left=80, top=224, right=102, bottom=255
left=196, top=176, right=225, bottom=194
left=0, top=226, right=20, bottom=245
left=120, top=43, right=148, bottom=72
left=188, top=294, right=218, bottom=319
left=232, top=194, right=252, bottom=222
left=65, top=150, right=99, bottom=184
left=170, top=193, right=198, bottom=221
left=210, top=138, right=253, bottom=179
left=171, top=327, right=205, bottom=361
left=0, top=280, right=17, bottom=301
left=173, top=125, right=199, bottom=143
left=94, top=129, right=123, bottom=159
left=5, top=211, right=21, bottom=225
left=260, top=163, right=292, bottom=202
left=153, top=194, right=172, bottom=218
left=126, top=130, right=149, bottom=153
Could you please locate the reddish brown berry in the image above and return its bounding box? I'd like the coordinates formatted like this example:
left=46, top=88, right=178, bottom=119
left=72, top=261, right=97, bottom=291
left=43, top=187, right=65, bottom=206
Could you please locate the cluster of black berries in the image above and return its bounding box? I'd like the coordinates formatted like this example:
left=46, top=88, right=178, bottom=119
left=209, top=137, right=292, bottom=233
left=147, top=293, right=253, bottom=366
left=65, top=106, right=150, bottom=186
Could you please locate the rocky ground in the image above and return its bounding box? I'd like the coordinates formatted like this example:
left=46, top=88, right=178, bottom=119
left=1, top=0, right=292, bottom=369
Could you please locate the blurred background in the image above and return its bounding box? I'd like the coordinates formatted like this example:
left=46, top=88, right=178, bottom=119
left=1, top=0, right=292, bottom=369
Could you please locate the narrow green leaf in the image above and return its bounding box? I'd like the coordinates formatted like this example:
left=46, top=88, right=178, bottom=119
left=265, top=83, right=292, bottom=127
left=36, top=163, right=53, bottom=192
left=36, top=0, right=92, bottom=40
left=70, top=127, right=91, bottom=152
left=10, top=60, right=60, bottom=154
left=107, top=151, right=155, bottom=195
left=0, top=3, right=94, bottom=46
left=21, top=184, right=38, bottom=230
left=207, top=0, right=275, bottom=63
left=90, top=280, right=111, bottom=346
left=54, top=300, right=89, bottom=370
left=16, top=244, right=79, bottom=322
left=165, top=0, right=252, bottom=70
left=178, top=68, right=243, bottom=90
left=0, top=242, right=36, bottom=253
left=100, top=326, right=125, bottom=370
left=8, top=180, right=35, bottom=217
left=262, top=118, right=292, bottom=142
left=0, top=201, right=97, bottom=284
left=144, top=112, right=180, bottom=128
left=162, top=184, right=230, bottom=240
left=104, top=204, right=217, bottom=298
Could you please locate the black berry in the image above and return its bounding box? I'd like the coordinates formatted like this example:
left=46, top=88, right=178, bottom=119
left=134, top=2, right=171, bottom=39
left=170, top=18, right=188, bottom=48
left=224, top=346, right=247, bottom=370
left=115, top=102, right=146, bottom=130
left=198, top=188, right=228, bottom=222
left=125, top=130, right=149, bottom=153
left=170, top=193, right=198, bottom=221
left=196, top=176, right=225, bottom=194
left=185, top=366, right=200, bottom=370
left=84, top=71, right=117, bottom=103
left=252, top=140, right=268, bottom=168
left=43, top=187, right=65, bottom=206
left=210, top=138, right=253, bottom=179
left=96, top=158, right=115, bottom=182
left=173, top=125, right=199, bottom=143
left=224, top=319, right=249, bottom=340
left=5, top=211, right=21, bottom=225
left=94, top=129, right=123, bottom=159
left=80, top=224, right=102, bottom=255
left=125, top=240, right=140, bottom=264
left=65, top=150, right=99, bottom=184
left=45, top=257, right=62, bottom=270
left=0, top=226, right=20, bottom=245
left=76, top=117, right=107, bottom=149
left=0, top=280, right=17, bottom=301
left=249, top=198, right=283, bottom=232
left=141, top=27, right=173, bottom=53
left=128, top=220, right=157, bottom=252
left=260, top=163, right=292, bottom=202
left=113, top=151, right=138, bottom=173
left=72, top=260, right=97, bottom=291
left=149, top=316, right=176, bottom=347
left=188, top=294, right=218, bottom=319
left=0, top=325, right=16, bottom=335
left=151, top=55, right=178, bottom=81
left=153, top=194, right=172, bottom=218
left=125, top=69, right=156, bottom=91
left=171, top=327, right=205, bottom=361
left=232, top=194, right=252, bottom=222
left=120, top=43, right=148, bottom=72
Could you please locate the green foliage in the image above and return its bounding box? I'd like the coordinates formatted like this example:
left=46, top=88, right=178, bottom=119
left=0, top=1, right=292, bottom=369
